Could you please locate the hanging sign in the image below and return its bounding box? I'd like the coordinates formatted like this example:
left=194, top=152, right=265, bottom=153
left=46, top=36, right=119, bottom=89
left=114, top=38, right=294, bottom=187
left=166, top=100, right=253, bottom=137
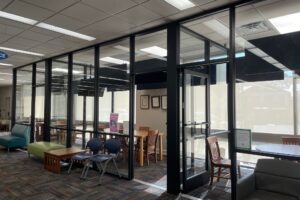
left=0, top=51, right=8, bottom=60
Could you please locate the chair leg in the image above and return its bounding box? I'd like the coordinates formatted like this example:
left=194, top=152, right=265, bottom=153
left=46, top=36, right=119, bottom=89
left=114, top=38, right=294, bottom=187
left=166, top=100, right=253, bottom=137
left=67, top=159, right=74, bottom=174
left=112, top=158, right=121, bottom=178
left=217, top=167, right=221, bottom=182
left=209, top=166, right=214, bottom=186
left=147, top=154, right=150, bottom=166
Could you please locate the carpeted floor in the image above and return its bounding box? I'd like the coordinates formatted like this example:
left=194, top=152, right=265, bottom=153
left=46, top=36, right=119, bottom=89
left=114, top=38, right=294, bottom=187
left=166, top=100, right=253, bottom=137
left=0, top=147, right=251, bottom=200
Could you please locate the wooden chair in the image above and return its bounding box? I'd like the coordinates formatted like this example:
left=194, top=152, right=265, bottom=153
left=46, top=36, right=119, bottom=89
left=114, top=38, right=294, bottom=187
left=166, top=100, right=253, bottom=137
left=282, top=137, right=300, bottom=145
left=145, top=129, right=159, bottom=166
left=207, top=136, right=241, bottom=186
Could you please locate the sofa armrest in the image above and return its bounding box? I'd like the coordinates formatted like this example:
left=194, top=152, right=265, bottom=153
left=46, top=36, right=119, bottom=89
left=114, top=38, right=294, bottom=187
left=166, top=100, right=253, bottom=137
left=237, top=173, right=255, bottom=200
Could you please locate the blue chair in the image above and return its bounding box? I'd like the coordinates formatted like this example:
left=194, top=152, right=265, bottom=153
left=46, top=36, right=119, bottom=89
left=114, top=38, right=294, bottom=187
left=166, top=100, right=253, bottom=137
left=87, top=138, right=122, bottom=184
left=68, top=138, right=103, bottom=178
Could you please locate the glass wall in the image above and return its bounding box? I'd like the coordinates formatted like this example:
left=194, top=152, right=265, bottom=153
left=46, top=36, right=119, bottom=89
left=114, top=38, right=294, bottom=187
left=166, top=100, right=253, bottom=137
left=72, top=49, right=95, bottom=147
left=16, top=65, right=32, bottom=124
left=99, top=39, right=130, bottom=178
left=35, top=62, right=45, bottom=141
left=50, top=56, right=69, bottom=145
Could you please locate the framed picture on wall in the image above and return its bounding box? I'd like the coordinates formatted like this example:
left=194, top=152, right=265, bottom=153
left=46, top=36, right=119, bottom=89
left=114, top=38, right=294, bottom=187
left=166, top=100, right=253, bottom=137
left=151, top=96, right=160, bottom=108
left=161, top=95, right=167, bottom=110
left=140, top=95, right=150, bottom=109
left=235, top=129, right=252, bottom=150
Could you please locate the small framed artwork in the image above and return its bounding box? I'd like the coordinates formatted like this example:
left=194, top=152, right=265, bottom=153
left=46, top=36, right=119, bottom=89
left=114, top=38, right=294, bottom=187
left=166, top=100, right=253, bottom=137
left=151, top=96, right=160, bottom=108
left=161, top=95, right=167, bottom=110
left=140, top=95, right=150, bottom=110
left=235, top=129, right=252, bottom=150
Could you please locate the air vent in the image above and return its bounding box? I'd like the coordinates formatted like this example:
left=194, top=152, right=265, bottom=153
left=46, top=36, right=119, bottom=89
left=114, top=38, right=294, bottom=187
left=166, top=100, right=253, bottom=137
left=238, top=21, right=271, bottom=36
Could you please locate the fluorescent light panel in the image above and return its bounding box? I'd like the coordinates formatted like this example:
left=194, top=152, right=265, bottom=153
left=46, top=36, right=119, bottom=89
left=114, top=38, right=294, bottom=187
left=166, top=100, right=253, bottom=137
left=269, top=12, right=300, bottom=34
left=36, top=22, right=96, bottom=41
left=0, top=11, right=37, bottom=25
left=100, top=57, right=129, bottom=65
left=140, top=46, right=167, bottom=57
left=164, top=0, right=195, bottom=10
left=0, top=46, right=44, bottom=56
left=52, top=68, right=82, bottom=74
left=0, top=62, right=13, bottom=67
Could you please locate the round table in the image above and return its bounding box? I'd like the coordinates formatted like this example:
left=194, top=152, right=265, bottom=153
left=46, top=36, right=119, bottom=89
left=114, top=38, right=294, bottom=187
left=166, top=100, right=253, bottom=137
left=255, top=144, right=300, bottom=157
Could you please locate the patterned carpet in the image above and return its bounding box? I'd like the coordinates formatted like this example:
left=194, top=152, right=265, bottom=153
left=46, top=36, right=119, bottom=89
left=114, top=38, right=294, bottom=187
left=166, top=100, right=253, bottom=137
left=0, top=147, right=251, bottom=200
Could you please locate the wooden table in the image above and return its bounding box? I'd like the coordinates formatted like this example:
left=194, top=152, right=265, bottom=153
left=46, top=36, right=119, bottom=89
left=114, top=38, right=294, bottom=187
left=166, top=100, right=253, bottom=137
left=44, top=147, right=85, bottom=173
left=103, top=129, right=164, bottom=167
left=255, top=144, right=300, bottom=157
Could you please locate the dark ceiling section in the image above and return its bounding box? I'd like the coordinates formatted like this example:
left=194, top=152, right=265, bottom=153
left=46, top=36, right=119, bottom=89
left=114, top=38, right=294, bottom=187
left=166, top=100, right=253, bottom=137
left=250, top=31, right=300, bottom=73
left=236, top=50, right=284, bottom=82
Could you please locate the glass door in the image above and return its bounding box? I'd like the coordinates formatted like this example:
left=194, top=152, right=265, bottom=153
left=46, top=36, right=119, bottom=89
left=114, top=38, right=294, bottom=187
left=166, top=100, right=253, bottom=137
left=181, top=68, right=210, bottom=192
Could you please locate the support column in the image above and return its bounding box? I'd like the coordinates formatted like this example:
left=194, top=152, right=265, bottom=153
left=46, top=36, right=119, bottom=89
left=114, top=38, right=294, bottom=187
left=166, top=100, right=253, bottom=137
left=67, top=53, right=73, bottom=148
left=30, top=63, right=36, bottom=143
left=93, top=45, right=100, bottom=137
left=11, top=68, right=17, bottom=129
left=167, top=22, right=180, bottom=194
left=44, top=59, right=52, bottom=142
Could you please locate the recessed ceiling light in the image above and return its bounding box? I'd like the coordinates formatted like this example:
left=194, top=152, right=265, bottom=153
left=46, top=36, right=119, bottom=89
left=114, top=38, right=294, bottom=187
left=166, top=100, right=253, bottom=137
left=140, top=46, right=167, bottom=57
left=0, top=63, right=13, bottom=67
left=269, top=12, right=300, bottom=34
left=0, top=11, right=38, bottom=25
left=52, top=68, right=82, bottom=74
left=36, top=22, right=96, bottom=41
left=100, top=57, right=129, bottom=65
left=0, top=47, right=44, bottom=56
left=164, top=0, right=195, bottom=10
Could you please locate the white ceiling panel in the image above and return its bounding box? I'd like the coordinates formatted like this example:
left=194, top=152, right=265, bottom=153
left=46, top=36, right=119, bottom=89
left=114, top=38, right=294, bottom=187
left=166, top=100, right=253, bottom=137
left=21, top=0, right=80, bottom=12
left=2, top=37, right=41, bottom=49
left=61, top=3, right=108, bottom=24
left=131, top=0, right=148, bottom=3
left=166, top=6, right=203, bottom=20
left=44, top=14, right=86, bottom=30
left=5, top=0, right=54, bottom=21
left=30, top=27, right=62, bottom=38
left=199, top=0, right=237, bottom=10
left=0, top=0, right=13, bottom=9
left=142, top=0, right=179, bottom=17
left=82, top=0, right=137, bottom=15
left=18, top=30, right=54, bottom=42
left=0, top=33, right=12, bottom=43
left=0, top=23, right=24, bottom=36
left=48, top=38, right=82, bottom=49
left=0, top=18, right=31, bottom=30
left=117, top=5, right=160, bottom=26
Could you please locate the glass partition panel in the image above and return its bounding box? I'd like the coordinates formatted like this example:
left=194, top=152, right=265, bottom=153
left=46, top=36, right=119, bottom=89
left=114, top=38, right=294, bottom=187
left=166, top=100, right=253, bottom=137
left=50, top=56, right=69, bottom=145
left=235, top=1, right=299, bottom=163
left=99, top=39, right=130, bottom=178
left=16, top=65, right=32, bottom=124
left=35, top=62, right=45, bottom=141
left=73, top=48, right=95, bottom=147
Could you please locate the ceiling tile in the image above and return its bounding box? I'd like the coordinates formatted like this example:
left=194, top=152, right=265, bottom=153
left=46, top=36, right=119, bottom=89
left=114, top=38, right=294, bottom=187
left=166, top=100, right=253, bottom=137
left=0, top=18, right=31, bottom=29
left=82, top=0, right=137, bottom=15
left=61, top=3, right=108, bottom=24
left=18, top=30, right=54, bottom=42
left=30, top=26, right=63, bottom=38
left=22, top=0, right=80, bottom=12
left=117, top=5, right=160, bottom=26
left=48, top=38, right=81, bottom=49
left=5, top=0, right=54, bottom=21
left=166, top=6, right=203, bottom=20
left=142, top=0, right=179, bottom=17
left=0, top=33, right=12, bottom=43
left=257, top=0, right=300, bottom=19
left=0, top=0, right=13, bottom=9
left=44, top=14, right=86, bottom=30
left=199, top=0, right=237, bottom=10
left=0, top=23, right=24, bottom=36
left=131, top=0, right=148, bottom=3
left=2, top=37, right=41, bottom=49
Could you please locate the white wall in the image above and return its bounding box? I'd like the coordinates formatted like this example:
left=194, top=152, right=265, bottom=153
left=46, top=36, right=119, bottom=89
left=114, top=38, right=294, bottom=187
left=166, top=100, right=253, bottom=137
left=136, top=88, right=167, bottom=152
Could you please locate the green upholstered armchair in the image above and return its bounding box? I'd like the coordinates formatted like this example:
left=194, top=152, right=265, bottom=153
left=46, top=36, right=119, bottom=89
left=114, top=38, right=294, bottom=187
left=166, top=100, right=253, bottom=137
left=0, top=124, right=30, bottom=152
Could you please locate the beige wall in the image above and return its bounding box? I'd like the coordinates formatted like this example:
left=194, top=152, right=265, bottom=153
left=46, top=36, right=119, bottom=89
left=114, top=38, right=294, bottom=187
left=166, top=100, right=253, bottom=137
left=136, top=88, right=167, bottom=153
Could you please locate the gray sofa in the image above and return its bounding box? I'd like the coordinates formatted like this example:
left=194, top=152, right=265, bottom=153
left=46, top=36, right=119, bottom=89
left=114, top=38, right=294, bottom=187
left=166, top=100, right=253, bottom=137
left=237, top=159, right=300, bottom=200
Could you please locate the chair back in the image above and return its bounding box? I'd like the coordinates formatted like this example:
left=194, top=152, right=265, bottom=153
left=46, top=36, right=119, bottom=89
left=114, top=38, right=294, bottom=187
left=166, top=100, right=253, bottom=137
left=86, top=138, right=103, bottom=154
left=105, top=138, right=121, bottom=154
left=147, top=130, right=159, bottom=153
left=282, top=137, right=300, bottom=145
left=207, top=136, right=221, bottom=162
left=11, top=124, right=31, bottom=145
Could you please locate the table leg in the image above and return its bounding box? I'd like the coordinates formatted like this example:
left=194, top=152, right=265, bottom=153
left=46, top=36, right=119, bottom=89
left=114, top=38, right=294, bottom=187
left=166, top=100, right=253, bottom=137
left=159, top=135, right=163, bottom=161
left=139, top=137, right=144, bottom=166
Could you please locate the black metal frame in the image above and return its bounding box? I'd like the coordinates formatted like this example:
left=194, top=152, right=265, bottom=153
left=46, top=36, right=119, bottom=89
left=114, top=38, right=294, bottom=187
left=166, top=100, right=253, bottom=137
left=30, top=63, right=36, bottom=143
left=11, top=0, right=268, bottom=198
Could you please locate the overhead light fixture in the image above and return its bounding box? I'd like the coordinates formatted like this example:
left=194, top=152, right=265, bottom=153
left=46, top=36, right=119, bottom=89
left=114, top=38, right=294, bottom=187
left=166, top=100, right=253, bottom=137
left=0, top=47, right=44, bottom=56
left=0, top=11, right=38, bottom=25
left=140, top=46, right=167, bottom=57
left=100, top=57, right=129, bottom=65
left=36, top=22, right=96, bottom=41
left=164, top=0, right=195, bottom=10
left=0, top=62, right=13, bottom=67
left=52, top=68, right=82, bottom=74
left=269, top=12, right=300, bottom=34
